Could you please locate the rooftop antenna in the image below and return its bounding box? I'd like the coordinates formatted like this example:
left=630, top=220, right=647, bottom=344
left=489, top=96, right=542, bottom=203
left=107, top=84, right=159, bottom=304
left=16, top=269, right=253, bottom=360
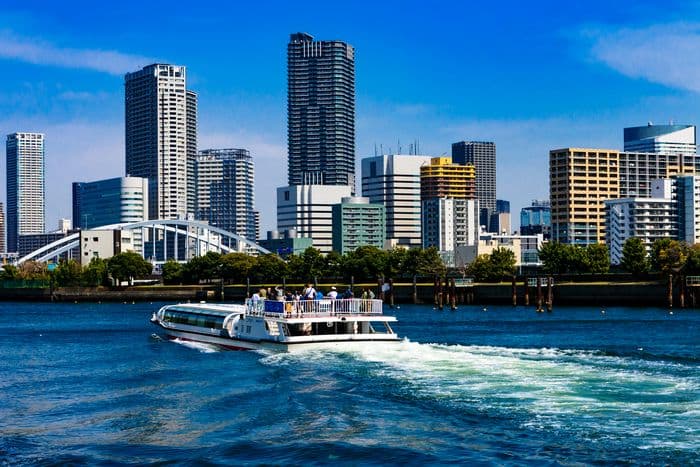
left=398, top=139, right=402, bottom=154
left=380, top=144, right=383, bottom=155
left=374, top=143, right=378, bottom=157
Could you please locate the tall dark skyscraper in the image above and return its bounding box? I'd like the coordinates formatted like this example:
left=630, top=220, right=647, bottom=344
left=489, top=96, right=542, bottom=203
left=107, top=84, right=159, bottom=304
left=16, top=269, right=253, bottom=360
left=287, top=32, right=356, bottom=189
left=451, top=141, right=496, bottom=228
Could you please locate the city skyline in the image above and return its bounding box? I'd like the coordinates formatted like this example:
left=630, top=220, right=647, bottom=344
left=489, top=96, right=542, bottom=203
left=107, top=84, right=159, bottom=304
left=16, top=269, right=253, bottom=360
left=1, top=1, right=700, bottom=233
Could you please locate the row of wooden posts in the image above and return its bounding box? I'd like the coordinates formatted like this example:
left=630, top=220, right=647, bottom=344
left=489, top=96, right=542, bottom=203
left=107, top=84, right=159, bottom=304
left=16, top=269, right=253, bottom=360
left=430, top=276, right=555, bottom=311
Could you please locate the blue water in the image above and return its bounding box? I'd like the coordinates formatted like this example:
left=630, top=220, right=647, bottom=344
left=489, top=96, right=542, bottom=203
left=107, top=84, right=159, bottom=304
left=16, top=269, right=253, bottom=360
left=1, top=302, right=698, bottom=465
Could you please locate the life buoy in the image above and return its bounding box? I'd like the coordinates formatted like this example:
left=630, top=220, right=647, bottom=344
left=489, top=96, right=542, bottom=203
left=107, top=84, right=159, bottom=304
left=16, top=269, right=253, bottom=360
left=326, top=321, right=333, bottom=328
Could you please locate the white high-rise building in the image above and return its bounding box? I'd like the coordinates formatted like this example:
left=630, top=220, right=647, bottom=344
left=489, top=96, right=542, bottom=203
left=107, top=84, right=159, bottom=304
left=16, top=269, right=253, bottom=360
left=277, top=184, right=352, bottom=253
left=624, top=123, right=697, bottom=156
left=605, top=179, right=676, bottom=264
left=6, top=132, right=45, bottom=253
left=125, top=64, right=197, bottom=220
left=421, top=198, right=479, bottom=252
left=361, top=154, right=433, bottom=248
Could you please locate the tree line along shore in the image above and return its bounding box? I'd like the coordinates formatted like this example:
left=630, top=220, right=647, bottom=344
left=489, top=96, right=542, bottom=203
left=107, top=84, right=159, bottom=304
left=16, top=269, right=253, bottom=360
left=1, top=241, right=699, bottom=307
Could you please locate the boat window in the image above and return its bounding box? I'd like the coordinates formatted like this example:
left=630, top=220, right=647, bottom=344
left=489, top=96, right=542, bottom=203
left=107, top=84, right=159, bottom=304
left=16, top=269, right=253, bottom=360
left=162, top=309, right=225, bottom=329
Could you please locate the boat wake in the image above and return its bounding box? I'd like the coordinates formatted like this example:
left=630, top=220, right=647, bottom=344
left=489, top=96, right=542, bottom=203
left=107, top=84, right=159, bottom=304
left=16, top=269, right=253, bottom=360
left=263, top=340, right=700, bottom=451
left=170, top=338, right=220, bottom=353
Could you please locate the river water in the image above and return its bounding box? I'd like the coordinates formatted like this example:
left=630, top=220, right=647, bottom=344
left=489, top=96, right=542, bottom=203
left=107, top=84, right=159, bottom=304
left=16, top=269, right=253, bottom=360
left=0, top=302, right=698, bottom=465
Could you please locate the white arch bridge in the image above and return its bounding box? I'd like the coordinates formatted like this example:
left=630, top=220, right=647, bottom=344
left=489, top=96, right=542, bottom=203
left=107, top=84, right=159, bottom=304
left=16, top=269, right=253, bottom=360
left=15, top=219, right=271, bottom=266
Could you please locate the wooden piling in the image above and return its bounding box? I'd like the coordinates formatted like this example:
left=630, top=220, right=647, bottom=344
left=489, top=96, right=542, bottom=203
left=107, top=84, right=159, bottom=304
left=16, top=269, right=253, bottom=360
left=450, top=278, right=457, bottom=310
left=388, top=278, right=395, bottom=308
left=668, top=274, right=674, bottom=308
left=680, top=276, right=686, bottom=308
left=524, top=276, right=530, bottom=306
left=437, top=278, right=444, bottom=310
left=546, top=276, right=553, bottom=312
left=536, top=277, right=543, bottom=312
left=412, top=275, right=418, bottom=304
left=511, top=276, right=517, bottom=306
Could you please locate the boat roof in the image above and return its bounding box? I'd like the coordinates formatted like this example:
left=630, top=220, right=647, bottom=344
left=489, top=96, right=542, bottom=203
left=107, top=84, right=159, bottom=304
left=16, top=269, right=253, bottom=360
left=164, top=303, right=246, bottom=317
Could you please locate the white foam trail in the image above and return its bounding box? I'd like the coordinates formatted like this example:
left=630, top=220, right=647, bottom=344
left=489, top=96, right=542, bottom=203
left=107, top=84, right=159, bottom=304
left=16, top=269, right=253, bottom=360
left=171, top=338, right=219, bottom=353
left=270, top=341, right=700, bottom=450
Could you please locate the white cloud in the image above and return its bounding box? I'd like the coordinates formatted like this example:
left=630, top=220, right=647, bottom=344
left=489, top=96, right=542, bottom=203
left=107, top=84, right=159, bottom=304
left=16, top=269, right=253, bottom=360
left=583, top=22, right=700, bottom=92
left=0, top=31, right=157, bottom=75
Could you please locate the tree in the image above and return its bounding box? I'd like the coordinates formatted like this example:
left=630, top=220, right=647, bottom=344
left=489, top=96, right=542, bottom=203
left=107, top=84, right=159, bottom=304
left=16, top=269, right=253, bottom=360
left=53, top=260, right=83, bottom=286
left=299, top=247, right=325, bottom=282
left=651, top=238, right=673, bottom=272
left=83, top=257, right=108, bottom=286
left=107, top=252, right=153, bottom=284
left=250, top=254, right=287, bottom=283
left=685, top=244, right=700, bottom=275
left=162, top=259, right=183, bottom=285
left=17, top=261, right=48, bottom=280
left=417, top=247, right=446, bottom=277
left=324, top=250, right=344, bottom=279
left=620, top=237, right=649, bottom=275
left=653, top=239, right=687, bottom=274
left=183, top=251, right=222, bottom=283
left=489, top=247, right=517, bottom=279
left=0, top=264, right=18, bottom=281
left=344, top=245, right=389, bottom=281
left=386, top=247, right=408, bottom=279
left=538, top=242, right=569, bottom=274
left=219, top=253, right=256, bottom=283
left=466, top=254, right=492, bottom=281
left=586, top=243, right=610, bottom=274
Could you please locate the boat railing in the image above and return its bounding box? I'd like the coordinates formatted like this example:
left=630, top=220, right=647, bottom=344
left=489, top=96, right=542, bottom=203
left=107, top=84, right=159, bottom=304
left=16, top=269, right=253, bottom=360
left=244, top=298, right=384, bottom=318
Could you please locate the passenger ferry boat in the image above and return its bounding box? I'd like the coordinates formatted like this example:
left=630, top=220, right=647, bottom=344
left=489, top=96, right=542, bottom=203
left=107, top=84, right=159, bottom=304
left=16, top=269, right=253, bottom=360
left=150, top=298, right=400, bottom=351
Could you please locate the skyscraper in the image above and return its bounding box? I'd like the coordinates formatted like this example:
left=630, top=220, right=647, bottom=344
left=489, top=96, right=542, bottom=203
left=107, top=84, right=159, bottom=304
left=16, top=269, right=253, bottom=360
left=361, top=154, right=433, bottom=248
left=451, top=141, right=496, bottom=228
left=624, top=123, right=696, bottom=155
left=196, top=149, right=259, bottom=241
left=6, top=132, right=45, bottom=253
left=125, top=64, right=197, bottom=220
left=0, top=202, right=5, bottom=253
left=420, top=157, right=479, bottom=260
left=287, top=32, right=356, bottom=188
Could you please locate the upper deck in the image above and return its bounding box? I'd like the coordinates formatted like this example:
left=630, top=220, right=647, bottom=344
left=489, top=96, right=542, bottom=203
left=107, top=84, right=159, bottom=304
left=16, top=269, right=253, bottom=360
left=245, top=298, right=386, bottom=319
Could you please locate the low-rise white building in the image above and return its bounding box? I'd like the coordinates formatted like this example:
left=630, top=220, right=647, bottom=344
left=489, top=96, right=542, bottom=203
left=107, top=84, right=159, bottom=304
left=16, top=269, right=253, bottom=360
left=455, top=233, right=544, bottom=269
left=79, top=229, right=137, bottom=266
left=277, top=184, right=353, bottom=254
left=604, top=179, right=676, bottom=265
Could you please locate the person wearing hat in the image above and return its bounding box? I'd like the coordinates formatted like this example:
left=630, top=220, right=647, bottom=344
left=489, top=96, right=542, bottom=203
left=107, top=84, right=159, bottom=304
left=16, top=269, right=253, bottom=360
left=327, top=286, right=338, bottom=299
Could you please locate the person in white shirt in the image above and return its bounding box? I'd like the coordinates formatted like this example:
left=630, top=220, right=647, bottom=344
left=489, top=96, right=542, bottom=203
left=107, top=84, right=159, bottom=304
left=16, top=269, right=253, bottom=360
left=328, top=286, right=338, bottom=299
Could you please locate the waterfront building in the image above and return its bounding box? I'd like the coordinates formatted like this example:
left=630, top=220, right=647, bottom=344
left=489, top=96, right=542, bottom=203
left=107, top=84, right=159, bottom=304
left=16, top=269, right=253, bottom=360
left=624, top=123, right=696, bottom=156
left=605, top=179, right=676, bottom=264
left=550, top=147, right=700, bottom=245
left=79, top=229, right=137, bottom=267
left=676, top=175, right=700, bottom=244
left=520, top=200, right=551, bottom=238
left=259, top=229, right=313, bottom=258
left=420, top=157, right=479, bottom=265
left=455, top=233, right=544, bottom=270
left=196, top=149, right=258, bottom=242
left=489, top=199, right=511, bottom=234
left=6, top=132, right=45, bottom=253
left=287, top=32, right=355, bottom=189
left=451, top=141, right=496, bottom=227
left=72, top=177, right=149, bottom=229
left=125, top=64, right=197, bottom=220
left=360, top=154, right=433, bottom=248
left=331, top=196, right=385, bottom=254
left=618, top=151, right=697, bottom=197
left=277, top=184, right=352, bottom=254
left=72, top=177, right=148, bottom=254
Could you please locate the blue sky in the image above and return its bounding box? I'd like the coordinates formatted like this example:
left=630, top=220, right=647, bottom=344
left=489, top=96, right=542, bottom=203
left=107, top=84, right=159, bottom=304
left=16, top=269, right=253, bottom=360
left=2, top=0, right=700, bottom=233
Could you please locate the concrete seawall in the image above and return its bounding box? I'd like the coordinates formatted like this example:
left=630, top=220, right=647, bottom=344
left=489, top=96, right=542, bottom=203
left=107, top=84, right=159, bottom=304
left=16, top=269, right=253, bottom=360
left=0, top=282, right=690, bottom=307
